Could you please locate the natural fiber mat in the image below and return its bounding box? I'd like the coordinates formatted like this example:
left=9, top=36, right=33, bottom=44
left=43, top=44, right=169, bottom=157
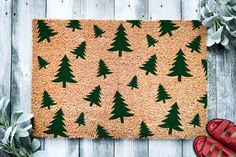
left=32, top=19, right=207, bottom=139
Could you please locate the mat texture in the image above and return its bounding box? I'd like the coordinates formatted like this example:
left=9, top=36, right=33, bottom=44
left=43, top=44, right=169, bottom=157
left=32, top=19, right=207, bottom=139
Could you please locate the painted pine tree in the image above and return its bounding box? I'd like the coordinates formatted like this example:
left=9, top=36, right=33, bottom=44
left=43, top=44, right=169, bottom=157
left=37, top=20, right=58, bottom=43
left=41, top=90, right=56, bottom=109
left=97, top=59, right=112, bottom=79
left=167, top=49, right=192, bottom=82
left=75, top=112, right=85, bottom=126
left=127, top=75, right=138, bottom=90
left=126, top=20, right=142, bottom=28
left=146, top=34, right=158, bottom=47
left=71, top=41, right=86, bottom=59
left=43, top=108, right=68, bottom=138
left=52, top=55, right=77, bottom=88
left=93, top=25, right=105, bottom=38
left=202, top=59, right=207, bottom=79
left=140, top=54, right=157, bottom=75
left=186, top=35, right=201, bottom=53
left=192, top=20, right=202, bottom=30
left=159, top=20, right=179, bottom=37
left=139, top=121, right=154, bottom=138
left=38, top=56, right=49, bottom=69
left=96, top=125, right=113, bottom=138
left=84, top=85, right=101, bottom=107
left=66, top=20, right=82, bottom=32
left=189, top=113, right=201, bottom=128
left=109, top=91, right=134, bottom=123
left=198, top=93, right=207, bottom=109
left=108, top=24, right=133, bottom=57
left=159, top=102, right=184, bottom=134
left=156, top=84, right=171, bottom=103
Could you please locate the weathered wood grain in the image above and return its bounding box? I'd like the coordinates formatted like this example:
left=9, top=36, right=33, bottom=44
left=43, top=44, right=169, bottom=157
left=79, top=1, right=115, bottom=157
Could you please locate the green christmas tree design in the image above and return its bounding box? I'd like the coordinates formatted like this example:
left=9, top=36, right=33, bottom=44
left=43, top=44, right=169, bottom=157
left=156, top=84, right=171, bottom=103
left=41, top=90, right=56, bottom=109
left=159, top=102, right=184, bottom=135
left=71, top=41, right=86, bottom=59
left=84, top=85, right=101, bottom=107
left=109, top=91, right=134, bottom=123
left=146, top=34, right=158, bottom=47
left=167, top=49, right=192, bottom=82
left=198, top=93, right=207, bottom=109
left=96, top=125, right=113, bottom=138
left=37, top=20, right=58, bottom=43
left=127, top=75, right=138, bottom=90
left=202, top=59, right=207, bottom=79
left=108, top=24, right=133, bottom=57
left=139, top=121, right=154, bottom=138
left=159, top=20, right=179, bottom=37
left=97, top=59, right=112, bottom=79
left=189, top=113, right=201, bottom=128
left=75, top=112, right=85, bottom=126
left=93, top=25, right=105, bottom=38
left=140, top=54, right=157, bottom=75
left=192, top=20, right=202, bottom=30
left=52, top=55, right=77, bottom=88
left=43, top=108, right=68, bottom=138
left=66, top=20, right=82, bottom=32
left=38, top=56, right=49, bottom=69
left=126, top=20, right=142, bottom=28
left=186, top=35, right=201, bottom=53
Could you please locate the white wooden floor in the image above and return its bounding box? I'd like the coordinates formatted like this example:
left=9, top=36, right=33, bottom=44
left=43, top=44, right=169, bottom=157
left=1, top=0, right=236, bottom=157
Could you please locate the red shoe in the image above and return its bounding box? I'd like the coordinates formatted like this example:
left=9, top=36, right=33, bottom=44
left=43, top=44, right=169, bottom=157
left=207, top=119, right=236, bottom=152
left=193, top=136, right=236, bottom=157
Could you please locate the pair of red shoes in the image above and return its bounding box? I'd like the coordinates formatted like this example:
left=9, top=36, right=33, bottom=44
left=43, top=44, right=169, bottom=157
left=194, top=119, right=236, bottom=157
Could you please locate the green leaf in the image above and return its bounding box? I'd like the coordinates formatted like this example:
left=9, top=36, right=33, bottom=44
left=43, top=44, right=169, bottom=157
left=11, top=111, right=23, bottom=125
left=16, top=113, right=33, bottom=124
left=32, top=150, right=45, bottom=157
left=0, top=98, right=9, bottom=113
left=15, top=128, right=29, bottom=137
left=2, top=126, right=12, bottom=144
left=221, top=35, right=229, bottom=46
left=210, top=26, right=223, bottom=44
left=10, top=126, right=17, bottom=144
left=32, top=139, right=40, bottom=152
left=202, top=15, right=218, bottom=27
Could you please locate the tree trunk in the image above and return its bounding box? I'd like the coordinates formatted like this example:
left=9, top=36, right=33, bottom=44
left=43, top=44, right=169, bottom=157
left=168, top=128, right=172, bottom=135
left=178, top=75, right=181, bottom=82
left=120, top=117, right=124, bottom=123
left=118, top=50, right=122, bottom=57
left=63, top=81, right=66, bottom=88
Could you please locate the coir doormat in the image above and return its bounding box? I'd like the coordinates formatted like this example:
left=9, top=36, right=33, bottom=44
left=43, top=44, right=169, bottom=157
left=32, top=19, right=207, bottom=139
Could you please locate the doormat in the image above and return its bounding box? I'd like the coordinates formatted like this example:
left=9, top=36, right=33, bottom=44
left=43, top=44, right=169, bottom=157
left=32, top=19, right=207, bottom=139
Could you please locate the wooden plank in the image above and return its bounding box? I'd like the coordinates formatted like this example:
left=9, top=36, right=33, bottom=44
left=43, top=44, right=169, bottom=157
left=114, top=0, right=149, bottom=157
left=148, top=0, right=182, bottom=156
left=79, top=0, right=114, bottom=157
left=181, top=0, right=200, bottom=156
left=45, top=0, right=80, bottom=157
left=0, top=0, right=11, bottom=100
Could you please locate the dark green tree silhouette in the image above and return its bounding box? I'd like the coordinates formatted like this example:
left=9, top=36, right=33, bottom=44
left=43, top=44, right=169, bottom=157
left=84, top=85, right=101, bottom=107
left=93, top=25, right=105, bottom=38
left=140, top=54, right=157, bottom=75
left=52, top=55, right=77, bottom=88
left=146, top=34, right=158, bottom=47
left=202, top=59, right=207, bottom=79
left=167, top=49, right=192, bottom=82
left=97, top=59, right=112, bottom=79
left=37, top=20, right=58, bottom=43
left=43, top=108, right=68, bottom=138
left=198, top=93, right=207, bottom=109
left=159, top=20, right=179, bottom=37
left=108, top=24, right=133, bottom=57
left=186, top=35, right=201, bottom=53
left=139, top=121, right=154, bottom=138
left=96, top=125, right=113, bottom=138
left=159, top=102, right=184, bottom=134
left=66, top=20, right=82, bottom=32
left=156, top=84, right=171, bottom=103
left=189, top=113, right=201, bottom=128
left=41, top=90, right=56, bottom=109
left=109, top=91, right=134, bottom=123
left=75, top=112, right=85, bottom=126
left=127, top=75, right=138, bottom=90
left=38, top=56, right=49, bottom=69
left=71, top=41, right=86, bottom=59
left=126, top=20, right=142, bottom=28
left=192, top=20, right=202, bottom=30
